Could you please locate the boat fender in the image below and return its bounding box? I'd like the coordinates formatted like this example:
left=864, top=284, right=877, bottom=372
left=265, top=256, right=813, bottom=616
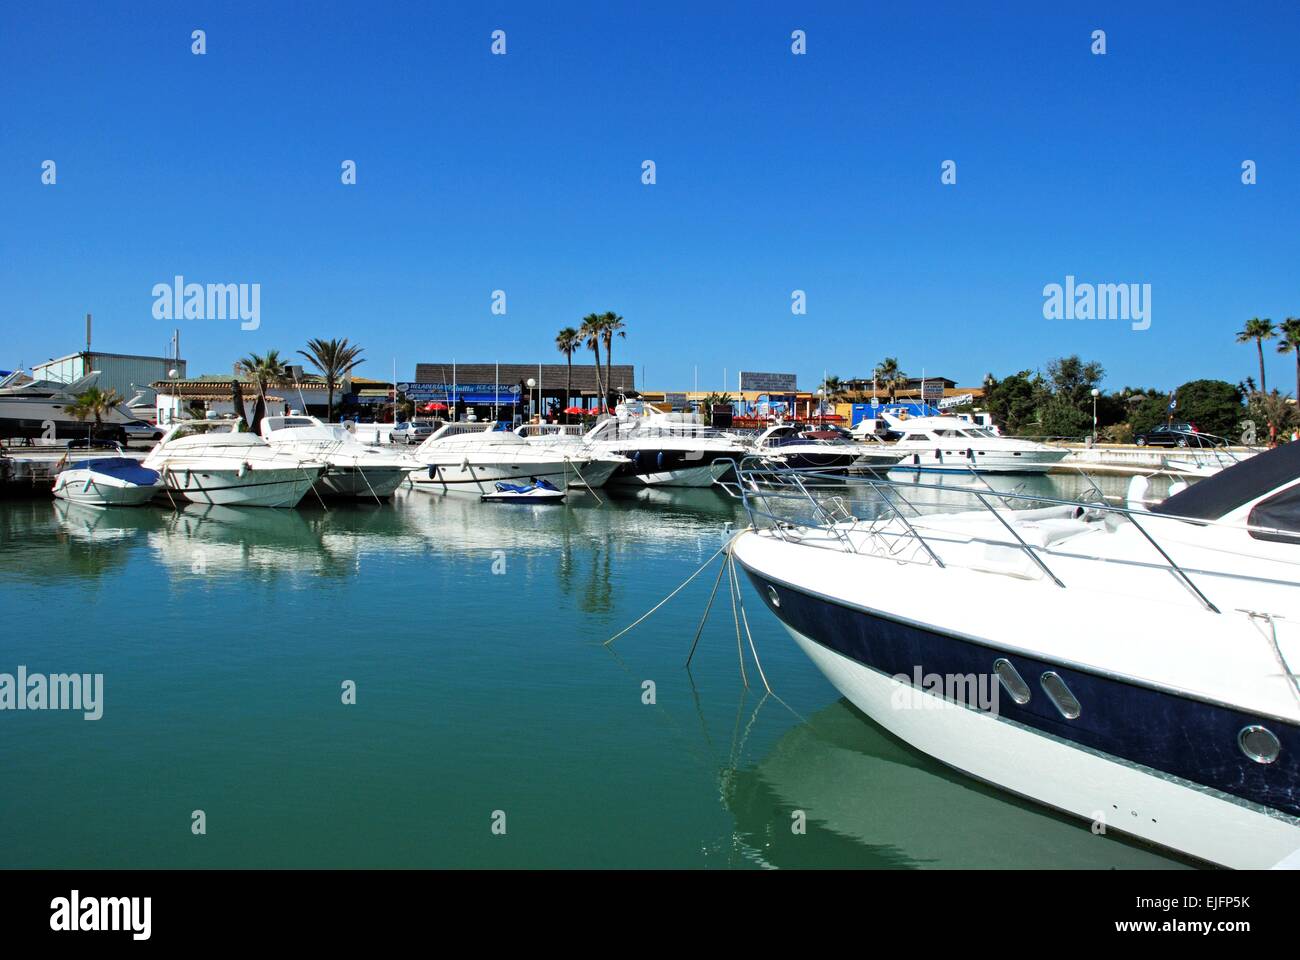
left=237, top=461, right=249, bottom=478
left=913, top=454, right=920, bottom=466
left=428, top=465, right=437, bottom=479
left=657, top=451, right=665, bottom=470
left=966, top=448, right=974, bottom=459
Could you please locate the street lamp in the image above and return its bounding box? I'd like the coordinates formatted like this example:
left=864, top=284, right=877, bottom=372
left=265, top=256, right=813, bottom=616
left=526, top=377, right=537, bottom=422
left=1091, top=388, right=1100, bottom=444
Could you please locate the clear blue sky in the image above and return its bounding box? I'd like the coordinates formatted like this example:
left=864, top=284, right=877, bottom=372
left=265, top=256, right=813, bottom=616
left=2, top=1, right=1297, bottom=393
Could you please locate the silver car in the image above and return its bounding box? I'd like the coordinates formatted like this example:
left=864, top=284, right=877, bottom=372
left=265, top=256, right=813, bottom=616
left=389, top=421, right=434, bottom=444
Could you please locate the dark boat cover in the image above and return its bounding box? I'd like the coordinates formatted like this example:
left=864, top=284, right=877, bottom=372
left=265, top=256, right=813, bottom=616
left=1152, top=442, right=1300, bottom=541
left=68, top=457, right=160, bottom=485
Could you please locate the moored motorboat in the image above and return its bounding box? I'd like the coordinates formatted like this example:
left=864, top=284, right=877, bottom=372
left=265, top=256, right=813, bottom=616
left=143, top=420, right=327, bottom=508
left=751, top=422, right=904, bottom=474
left=52, top=457, right=161, bottom=506
left=729, top=444, right=1300, bottom=868
left=581, top=402, right=748, bottom=487
left=259, top=414, right=414, bottom=499
left=409, top=422, right=589, bottom=495
left=877, top=413, right=1069, bottom=473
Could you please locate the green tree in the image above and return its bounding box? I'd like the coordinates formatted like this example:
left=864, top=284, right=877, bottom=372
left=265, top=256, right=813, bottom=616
left=579, top=314, right=604, bottom=409
left=1236, top=317, right=1276, bottom=394
left=1277, top=317, right=1300, bottom=406
left=699, top=392, right=734, bottom=426
left=555, top=326, right=581, bottom=422
left=599, top=312, right=627, bottom=402
left=297, top=337, right=365, bottom=422
left=237, top=349, right=287, bottom=434
left=66, top=387, right=124, bottom=437
left=984, top=370, right=1045, bottom=435
left=1172, top=379, right=1244, bottom=438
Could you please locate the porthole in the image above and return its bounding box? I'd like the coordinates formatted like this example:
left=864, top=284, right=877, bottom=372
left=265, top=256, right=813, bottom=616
left=993, top=659, right=1031, bottom=704
left=1040, top=671, right=1081, bottom=719
left=767, top=586, right=780, bottom=608
left=1239, top=725, right=1281, bottom=764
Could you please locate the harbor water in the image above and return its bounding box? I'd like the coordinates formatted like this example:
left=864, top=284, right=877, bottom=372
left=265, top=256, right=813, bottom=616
left=0, top=471, right=1190, bottom=868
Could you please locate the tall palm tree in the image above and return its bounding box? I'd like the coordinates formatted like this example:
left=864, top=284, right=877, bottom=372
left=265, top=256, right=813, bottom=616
left=238, top=349, right=287, bottom=434
left=298, top=337, right=365, bottom=422
left=555, top=326, right=581, bottom=423
left=874, top=357, right=905, bottom=401
left=66, top=386, right=123, bottom=437
left=823, top=375, right=845, bottom=400
left=579, top=313, right=604, bottom=410
left=1237, top=317, right=1276, bottom=394
left=599, top=312, right=626, bottom=403
left=1277, top=317, right=1300, bottom=406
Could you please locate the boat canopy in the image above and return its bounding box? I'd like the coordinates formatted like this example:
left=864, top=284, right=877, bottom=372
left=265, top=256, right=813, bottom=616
left=1152, top=442, right=1300, bottom=532
left=67, top=458, right=160, bottom=484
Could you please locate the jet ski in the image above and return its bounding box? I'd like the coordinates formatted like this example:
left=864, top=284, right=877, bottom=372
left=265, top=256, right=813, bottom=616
left=479, top=477, right=566, bottom=503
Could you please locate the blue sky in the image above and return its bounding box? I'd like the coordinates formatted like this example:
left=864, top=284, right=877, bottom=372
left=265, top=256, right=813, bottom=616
left=2, top=1, right=1298, bottom=392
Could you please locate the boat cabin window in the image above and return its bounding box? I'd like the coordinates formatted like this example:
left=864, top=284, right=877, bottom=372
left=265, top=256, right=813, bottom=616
left=1247, top=483, right=1300, bottom=544
left=904, top=434, right=929, bottom=442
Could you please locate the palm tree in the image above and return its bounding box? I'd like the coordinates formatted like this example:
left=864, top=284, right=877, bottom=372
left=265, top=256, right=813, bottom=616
left=1277, top=317, right=1300, bottom=406
left=823, top=375, right=845, bottom=400
left=599, top=312, right=626, bottom=403
left=579, top=313, right=604, bottom=411
left=874, top=357, right=906, bottom=401
left=66, top=387, right=123, bottom=438
left=1237, top=318, right=1276, bottom=394
left=237, top=349, right=287, bottom=434
left=555, top=326, right=581, bottom=423
left=298, top=337, right=365, bottom=422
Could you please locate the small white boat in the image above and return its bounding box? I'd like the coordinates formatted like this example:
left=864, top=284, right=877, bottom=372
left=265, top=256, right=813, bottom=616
left=480, top=478, right=566, bottom=503
left=52, top=457, right=161, bottom=506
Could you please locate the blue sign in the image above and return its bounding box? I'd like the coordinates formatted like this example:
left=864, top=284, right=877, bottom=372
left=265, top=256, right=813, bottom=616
left=398, top=382, right=521, bottom=401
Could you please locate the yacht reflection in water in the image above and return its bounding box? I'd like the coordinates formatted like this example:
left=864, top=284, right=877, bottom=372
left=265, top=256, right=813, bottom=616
left=721, top=700, right=1189, bottom=870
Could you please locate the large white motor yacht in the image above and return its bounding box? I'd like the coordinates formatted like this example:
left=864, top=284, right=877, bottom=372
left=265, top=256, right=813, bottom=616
left=729, top=444, right=1300, bottom=868
left=580, top=402, right=749, bottom=487
left=408, top=421, right=610, bottom=495
left=143, top=420, right=328, bottom=508
left=258, top=414, right=414, bottom=499
left=0, top=369, right=134, bottom=442
left=865, top=412, right=1068, bottom=474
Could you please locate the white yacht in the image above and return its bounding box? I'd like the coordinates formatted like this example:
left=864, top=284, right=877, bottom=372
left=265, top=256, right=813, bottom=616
left=143, top=420, right=327, bottom=508
left=580, top=402, right=749, bottom=487
left=0, top=369, right=133, bottom=442
left=513, top=423, right=630, bottom=489
left=408, top=421, right=608, bottom=495
left=865, top=413, right=1068, bottom=473
left=729, top=444, right=1300, bottom=869
left=751, top=422, right=904, bottom=474
left=258, top=414, right=414, bottom=500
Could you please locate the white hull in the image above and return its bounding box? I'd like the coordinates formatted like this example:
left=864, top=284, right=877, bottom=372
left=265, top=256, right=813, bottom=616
left=889, top=448, right=1067, bottom=473
left=787, top=625, right=1300, bottom=869
left=609, top=461, right=730, bottom=488
left=318, top=465, right=409, bottom=499
left=408, top=460, right=573, bottom=496
left=52, top=474, right=159, bottom=507
left=160, top=466, right=323, bottom=508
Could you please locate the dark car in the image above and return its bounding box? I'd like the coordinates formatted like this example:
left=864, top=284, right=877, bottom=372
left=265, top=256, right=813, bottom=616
left=1134, top=422, right=1226, bottom=448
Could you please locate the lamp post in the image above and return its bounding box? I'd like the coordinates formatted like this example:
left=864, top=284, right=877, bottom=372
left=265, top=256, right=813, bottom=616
left=526, top=377, right=537, bottom=423
left=1091, top=388, right=1100, bottom=444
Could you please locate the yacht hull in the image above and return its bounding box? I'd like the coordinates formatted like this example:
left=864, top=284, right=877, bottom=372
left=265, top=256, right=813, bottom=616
left=159, top=466, right=324, bottom=508
left=608, top=459, right=732, bottom=488
left=408, top=460, right=572, bottom=496
left=318, top=465, right=409, bottom=499
left=889, top=449, right=1067, bottom=474
left=735, top=555, right=1300, bottom=870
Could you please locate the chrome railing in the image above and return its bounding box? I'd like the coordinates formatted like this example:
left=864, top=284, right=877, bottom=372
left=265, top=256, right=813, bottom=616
left=718, top=458, right=1300, bottom=614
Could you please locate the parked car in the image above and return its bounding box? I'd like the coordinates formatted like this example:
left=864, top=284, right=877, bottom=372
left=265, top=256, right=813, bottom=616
left=67, top=437, right=125, bottom=451
left=122, top=420, right=165, bottom=444
left=1134, top=422, right=1226, bottom=448
left=389, top=421, right=434, bottom=444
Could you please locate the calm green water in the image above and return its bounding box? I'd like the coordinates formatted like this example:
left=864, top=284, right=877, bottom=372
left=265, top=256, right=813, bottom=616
left=0, top=472, right=1187, bottom=868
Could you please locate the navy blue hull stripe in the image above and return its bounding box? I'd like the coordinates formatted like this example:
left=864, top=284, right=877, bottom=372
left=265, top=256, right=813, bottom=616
left=739, top=564, right=1300, bottom=818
